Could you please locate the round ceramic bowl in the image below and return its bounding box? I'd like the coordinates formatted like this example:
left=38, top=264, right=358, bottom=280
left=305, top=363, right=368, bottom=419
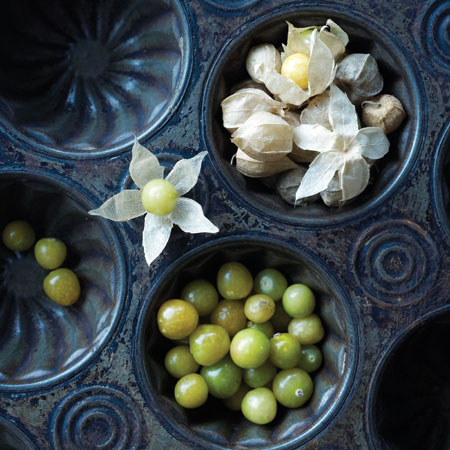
left=135, top=237, right=358, bottom=449
left=0, top=0, right=192, bottom=158
left=203, top=6, right=423, bottom=227
left=367, top=305, right=450, bottom=449
left=0, top=172, right=126, bottom=391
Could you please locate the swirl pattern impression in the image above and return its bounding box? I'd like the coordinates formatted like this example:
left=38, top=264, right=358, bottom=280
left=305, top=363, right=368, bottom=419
left=351, top=220, right=439, bottom=307
left=52, top=386, right=141, bottom=450
left=419, top=0, right=450, bottom=74
left=0, top=0, right=190, bottom=155
left=0, top=179, right=124, bottom=388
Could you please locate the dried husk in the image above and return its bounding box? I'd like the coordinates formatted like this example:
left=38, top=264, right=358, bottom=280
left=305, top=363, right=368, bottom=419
left=221, top=88, right=286, bottom=132
left=336, top=53, right=383, bottom=104
left=231, top=111, right=293, bottom=161
left=320, top=173, right=343, bottom=206
left=282, top=20, right=348, bottom=62
left=246, top=44, right=282, bottom=84
left=279, top=111, right=316, bottom=163
left=361, top=94, right=406, bottom=134
left=274, top=167, right=320, bottom=205
left=235, top=149, right=298, bottom=178
left=264, top=30, right=336, bottom=107
left=300, top=91, right=331, bottom=130
left=294, top=85, right=389, bottom=203
left=281, top=22, right=317, bottom=61
left=230, top=79, right=270, bottom=95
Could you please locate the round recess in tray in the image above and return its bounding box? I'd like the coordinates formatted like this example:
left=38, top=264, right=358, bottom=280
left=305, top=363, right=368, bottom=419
left=0, top=0, right=192, bottom=158
left=135, top=236, right=358, bottom=449
left=203, top=6, right=424, bottom=227
left=0, top=172, right=126, bottom=391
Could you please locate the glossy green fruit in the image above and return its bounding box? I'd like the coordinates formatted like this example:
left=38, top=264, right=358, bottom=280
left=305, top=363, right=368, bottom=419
left=217, top=262, right=253, bottom=300
left=271, top=301, right=292, bottom=332
left=223, top=383, right=250, bottom=411
left=157, top=299, right=199, bottom=340
left=210, top=299, right=247, bottom=336
left=141, top=179, right=178, bottom=216
left=200, top=355, right=242, bottom=399
left=241, top=387, right=277, bottom=424
left=253, top=268, right=288, bottom=301
left=230, top=328, right=270, bottom=369
left=243, top=359, right=277, bottom=388
left=247, top=321, right=274, bottom=339
left=288, top=313, right=325, bottom=345
left=189, top=324, right=230, bottom=366
left=164, top=345, right=199, bottom=378
left=272, top=368, right=313, bottom=408
left=174, top=373, right=208, bottom=409
left=34, top=237, right=67, bottom=270
left=43, top=268, right=80, bottom=306
left=282, top=284, right=316, bottom=318
left=244, top=294, right=275, bottom=323
left=2, top=220, right=35, bottom=252
left=298, top=344, right=323, bottom=373
left=181, top=279, right=219, bottom=316
left=269, top=333, right=301, bottom=369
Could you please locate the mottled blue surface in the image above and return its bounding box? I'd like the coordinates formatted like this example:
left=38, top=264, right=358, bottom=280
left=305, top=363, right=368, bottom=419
left=0, top=0, right=449, bottom=449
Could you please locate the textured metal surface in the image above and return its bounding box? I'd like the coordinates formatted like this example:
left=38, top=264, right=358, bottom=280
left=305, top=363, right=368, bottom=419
left=0, top=0, right=449, bottom=449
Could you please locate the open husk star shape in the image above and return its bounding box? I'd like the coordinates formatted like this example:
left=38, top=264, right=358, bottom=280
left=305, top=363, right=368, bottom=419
left=251, top=20, right=348, bottom=107
left=89, top=138, right=219, bottom=265
left=294, top=85, right=390, bottom=203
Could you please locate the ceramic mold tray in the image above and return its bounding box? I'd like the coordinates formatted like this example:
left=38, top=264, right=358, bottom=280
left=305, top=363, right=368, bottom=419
left=0, top=0, right=449, bottom=449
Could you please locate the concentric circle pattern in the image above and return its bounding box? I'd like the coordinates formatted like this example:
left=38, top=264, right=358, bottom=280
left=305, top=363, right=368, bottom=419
left=0, top=0, right=191, bottom=157
left=420, top=0, right=450, bottom=74
left=352, top=220, right=439, bottom=307
left=0, top=177, right=125, bottom=390
left=368, top=308, right=450, bottom=449
left=136, top=238, right=358, bottom=449
left=52, top=386, right=141, bottom=450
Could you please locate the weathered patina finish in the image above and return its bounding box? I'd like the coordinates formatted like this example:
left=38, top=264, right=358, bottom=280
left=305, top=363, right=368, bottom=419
left=0, top=0, right=449, bottom=448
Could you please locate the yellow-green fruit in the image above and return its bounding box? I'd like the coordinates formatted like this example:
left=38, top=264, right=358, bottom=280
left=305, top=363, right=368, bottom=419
left=157, top=299, right=199, bottom=340
left=34, top=237, right=67, bottom=270
left=43, top=268, right=81, bottom=306
left=2, top=220, right=35, bottom=252
left=281, top=53, right=310, bottom=90
left=141, top=179, right=178, bottom=216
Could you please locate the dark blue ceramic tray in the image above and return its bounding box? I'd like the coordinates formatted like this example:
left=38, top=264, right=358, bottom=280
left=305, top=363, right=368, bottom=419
left=0, top=0, right=449, bottom=449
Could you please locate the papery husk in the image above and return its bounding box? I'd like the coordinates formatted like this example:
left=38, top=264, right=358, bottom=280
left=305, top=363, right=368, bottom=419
left=230, top=79, right=271, bottom=95
left=235, top=149, right=298, bottom=178
left=282, top=20, right=348, bottom=62
left=320, top=173, right=344, bottom=206
left=246, top=44, right=282, bottom=84
left=300, top=90, right=331, bottom=130
left=336, top=53, right=383, bottom=104
left=264, top=29, right=336, bottom=107
left=281, top=111, right=318, bottom=163
left=231, top=111, right=293, bottom=161
left=221, top=88, right=286, bottom=132
left=281, top=22, right=317, bottom=61
left=274, top=167, right=320, bottom=205
left=361, top=94, right=406, bottom=134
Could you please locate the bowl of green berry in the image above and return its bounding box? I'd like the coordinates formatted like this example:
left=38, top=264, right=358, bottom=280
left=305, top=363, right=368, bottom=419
left=135, top=236, right=358, bottom=449
left=0, top=173, right=126, bottom=391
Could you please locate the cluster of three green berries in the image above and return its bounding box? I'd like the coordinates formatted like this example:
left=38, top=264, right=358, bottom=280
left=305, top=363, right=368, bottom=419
left=2, top=220, right=80, bottom=306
